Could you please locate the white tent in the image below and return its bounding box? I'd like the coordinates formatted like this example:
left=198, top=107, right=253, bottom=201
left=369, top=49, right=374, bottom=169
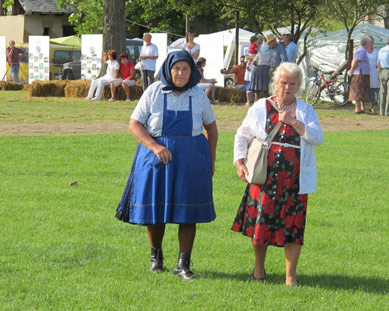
left=305, top=23, right=389, bottom=74
left=170, top=28, right=256, bottom=87
left=211, top=28, right=256, bottom=68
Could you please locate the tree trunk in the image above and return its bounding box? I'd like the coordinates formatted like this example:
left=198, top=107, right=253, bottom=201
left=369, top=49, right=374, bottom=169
left=99, top=0, right=126, bottom=76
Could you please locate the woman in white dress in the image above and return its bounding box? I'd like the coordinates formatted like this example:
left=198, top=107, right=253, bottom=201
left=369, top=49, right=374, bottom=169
left=367, top=36, right=380, bottom=113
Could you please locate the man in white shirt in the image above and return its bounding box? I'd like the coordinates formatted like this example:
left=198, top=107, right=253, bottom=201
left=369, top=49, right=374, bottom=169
left=281, top=33, right=298, bottom=63
left=140, top=33, right=159, bottom=91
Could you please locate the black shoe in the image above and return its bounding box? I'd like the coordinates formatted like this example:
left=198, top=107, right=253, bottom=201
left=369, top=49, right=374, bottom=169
left=172, top=252, right=196, bottom=280
left=150, top=247, right=164, bottom=273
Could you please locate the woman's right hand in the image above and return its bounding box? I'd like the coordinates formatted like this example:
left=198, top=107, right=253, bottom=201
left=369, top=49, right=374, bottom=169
left=152, top=145, right=172, bottom=164
left=236, top=159, right=248, bottom=182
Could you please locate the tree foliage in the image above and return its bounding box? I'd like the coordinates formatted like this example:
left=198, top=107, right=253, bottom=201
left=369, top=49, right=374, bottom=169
left=58, top=0, right=104, bottom=34
left=324, top=0, right=384, bottom=41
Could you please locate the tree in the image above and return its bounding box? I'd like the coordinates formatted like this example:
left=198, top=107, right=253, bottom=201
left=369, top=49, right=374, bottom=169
left=324, top=0, right=383, bottom=58
left=58, top=0, right=126, bottom=76
left=219, top=0, right=329, bottom=64
left=58, top=0, right=104, bottom=34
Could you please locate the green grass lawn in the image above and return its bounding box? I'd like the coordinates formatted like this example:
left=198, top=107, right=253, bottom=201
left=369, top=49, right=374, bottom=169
left=1, top=129, right=388, bottom=310
left=1, top=91, right=388, bottom=310
left=0, top=90, right=369, bottom=125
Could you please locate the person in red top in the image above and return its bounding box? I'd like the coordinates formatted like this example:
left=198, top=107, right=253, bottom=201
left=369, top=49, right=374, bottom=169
left=220, top=56, right=247, bottom=91
left=248, top=36, right=260, bottom=57
left=6, top=40, right=25, bottom=83
left=109, top=53, right=136, bottom=102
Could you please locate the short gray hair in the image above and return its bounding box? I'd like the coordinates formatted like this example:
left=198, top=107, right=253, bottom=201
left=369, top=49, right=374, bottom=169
left=360, top=36, right=371, bottom=47
left=257, top=34, right=265, bottom=42
left=272, top=62, right=303, bottom=94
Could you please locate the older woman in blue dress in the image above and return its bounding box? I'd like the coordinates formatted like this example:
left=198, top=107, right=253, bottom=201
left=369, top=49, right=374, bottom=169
left=116, top=51, right=218, bottom=280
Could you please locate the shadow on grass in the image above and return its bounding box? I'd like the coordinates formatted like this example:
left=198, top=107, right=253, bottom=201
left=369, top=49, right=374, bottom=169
left=200, top=270, right=389, bottom=294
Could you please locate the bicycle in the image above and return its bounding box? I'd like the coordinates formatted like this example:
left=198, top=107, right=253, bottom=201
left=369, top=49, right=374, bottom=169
left=305, top=70, right=349, bottom=106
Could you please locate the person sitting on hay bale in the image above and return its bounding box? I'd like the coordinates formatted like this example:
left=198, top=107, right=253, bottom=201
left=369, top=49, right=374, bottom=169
left=85, top=50, right=119, bottom=101
left=109, top=53, right=136, bottom=102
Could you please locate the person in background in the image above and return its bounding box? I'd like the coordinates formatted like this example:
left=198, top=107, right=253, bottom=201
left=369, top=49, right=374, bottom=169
left=232, top=62, right=323, bottom=287
left=246, top=35, right=262, bottom=72
left=6, top=40, right=25, bottom=83
left=245, top=35, right=265, bottom=106
left=115, top=51, right=218, bottom=280
left=347, top=36, right=371, bottom=114
left=366, top=36, right=379, bottom=113
left=197, top=57, right=218, bottom=104
left=248, top=35, right=260, bottom=59
left=250, top=37, right=271, bottom=101
left=281, top=33, right=298, bottom=63
left=266, top=33, right=288, bottom=72
left=377, top=37, right=389, bottom=116
left=182, top=31, right=200, bottom=63
left=140, top=33, right=159, bottom=91
left=85, top=50, right=120, bottom=101
left=220, top=56, right=247, bottom=92
left=265, top=33, right=288, bottom=92
left=244, top=58, right=255, bottom=106
left=109, top=53, right=136, bottom=102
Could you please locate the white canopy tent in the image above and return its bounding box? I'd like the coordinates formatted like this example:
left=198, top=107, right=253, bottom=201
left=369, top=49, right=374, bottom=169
left=170, top=28, right=256, bottom=86
left=306, top=23, right=389, bottom=74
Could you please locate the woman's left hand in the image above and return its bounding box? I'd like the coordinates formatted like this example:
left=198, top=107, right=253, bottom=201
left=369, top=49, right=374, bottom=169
left=278, top=111, right=296, bottom=125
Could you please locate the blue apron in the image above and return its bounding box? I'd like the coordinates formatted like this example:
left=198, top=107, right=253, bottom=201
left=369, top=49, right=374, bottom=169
left=116, top=93, right=216, bottom=225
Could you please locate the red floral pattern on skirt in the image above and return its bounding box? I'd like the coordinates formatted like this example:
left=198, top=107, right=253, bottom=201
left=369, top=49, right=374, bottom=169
left=232, top=98, right=308, bottom=247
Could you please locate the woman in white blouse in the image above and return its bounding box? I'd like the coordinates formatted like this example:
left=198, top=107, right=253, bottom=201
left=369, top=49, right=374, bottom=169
left=232, top=62, right=323, bottom=287
left=367, top=36, right=380, bottom=113
left=115, top=51, right=218, bottom=281
left=85, top=50, right=120, bottom=100
left=182, top=31, right=200, bottom=63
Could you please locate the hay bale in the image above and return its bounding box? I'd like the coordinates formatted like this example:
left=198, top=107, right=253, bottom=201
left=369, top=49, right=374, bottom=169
left=216, top=86, right=246, bottom=104
left=0, top=81, right=24, bottom=91
left=102, top=84, right=143, bottom=100
left=28, top=80, right=68, bottom=97
left=23, top=84, right=31, bottom=91
left=64, top=80, right=91, bottom=98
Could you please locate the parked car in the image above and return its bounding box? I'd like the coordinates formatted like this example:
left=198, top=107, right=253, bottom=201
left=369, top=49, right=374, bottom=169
left=60, top=38, right=143, bottom=80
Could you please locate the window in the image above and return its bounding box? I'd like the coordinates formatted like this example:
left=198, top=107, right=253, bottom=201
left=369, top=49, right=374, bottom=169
left=53, top=50, right=81, bottom=66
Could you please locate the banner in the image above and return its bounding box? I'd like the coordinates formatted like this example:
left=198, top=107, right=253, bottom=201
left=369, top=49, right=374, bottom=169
left=28, top=36, right=50, bottom=84
left=148, top=33, right=167, bottom=76
left=0, top=36, right=6, bottom=81
left=81, top=34, right=103, bottom=80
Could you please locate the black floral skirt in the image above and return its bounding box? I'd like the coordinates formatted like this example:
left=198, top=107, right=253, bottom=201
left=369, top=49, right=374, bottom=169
left=232, top=98, right=308, bottom=247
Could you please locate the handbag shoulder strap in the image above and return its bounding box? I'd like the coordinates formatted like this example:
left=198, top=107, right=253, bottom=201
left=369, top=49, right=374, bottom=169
left=264, top=97, right=283, bottom=143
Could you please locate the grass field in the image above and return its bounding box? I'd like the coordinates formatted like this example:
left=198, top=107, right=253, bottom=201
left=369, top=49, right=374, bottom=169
left=0, top=91, right=388, bottom=310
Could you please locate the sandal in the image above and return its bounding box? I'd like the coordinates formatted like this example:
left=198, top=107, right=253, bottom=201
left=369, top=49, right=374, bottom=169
left=286, top=280, right=299, bottom=287
left=251, top=270, right=266, bottom=281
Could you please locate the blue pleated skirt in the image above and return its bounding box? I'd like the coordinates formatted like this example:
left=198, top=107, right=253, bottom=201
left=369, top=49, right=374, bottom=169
left=115, top=134, right=216, bottom=225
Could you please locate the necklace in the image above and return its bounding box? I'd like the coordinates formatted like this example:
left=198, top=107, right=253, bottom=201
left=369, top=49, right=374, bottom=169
left=273, top=96, right=297, bottom=112
left=278, top=101, right=297, bottom=112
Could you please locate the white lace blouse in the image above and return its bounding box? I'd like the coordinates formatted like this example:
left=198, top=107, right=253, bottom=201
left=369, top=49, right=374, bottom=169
left=234, top=97, right=323, bottom=194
